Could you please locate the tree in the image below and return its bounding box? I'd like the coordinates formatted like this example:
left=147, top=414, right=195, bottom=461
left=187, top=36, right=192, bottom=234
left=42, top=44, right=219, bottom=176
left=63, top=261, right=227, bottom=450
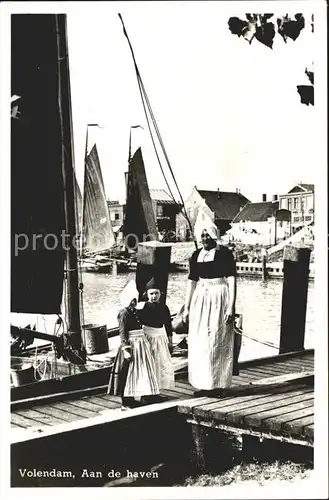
left=228, top=14, right=314, bottom=105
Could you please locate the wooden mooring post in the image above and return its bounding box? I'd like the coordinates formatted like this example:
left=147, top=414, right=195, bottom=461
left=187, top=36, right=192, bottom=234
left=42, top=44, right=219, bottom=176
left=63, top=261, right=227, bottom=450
left=279, top=245, right=311, bottom=354
left=135, top=241, right=172, bottom=302
left=261, top=247, right=268, bottom=281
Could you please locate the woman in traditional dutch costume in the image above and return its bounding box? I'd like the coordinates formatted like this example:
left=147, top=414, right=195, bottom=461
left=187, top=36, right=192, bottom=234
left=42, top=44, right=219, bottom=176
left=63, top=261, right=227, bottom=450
left=183, top=215, right=237, bottom=396
left=138, top=278, right=175, bottom=392
left=107, top=281, right=159, bottom=409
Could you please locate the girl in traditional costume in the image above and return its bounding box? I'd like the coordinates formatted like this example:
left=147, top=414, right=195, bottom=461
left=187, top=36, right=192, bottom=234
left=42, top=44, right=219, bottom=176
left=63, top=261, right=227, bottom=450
left=107, top=280, right=159, bottom=409
left=183, top=212, right=237, bottom=396
left=138, top=277, right=175, bottom=391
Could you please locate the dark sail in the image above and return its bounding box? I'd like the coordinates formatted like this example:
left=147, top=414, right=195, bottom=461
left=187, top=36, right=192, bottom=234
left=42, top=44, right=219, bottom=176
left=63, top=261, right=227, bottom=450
left=124, top=147, right=158, bottom=249
left=11, top=15, right=66, bottom=313
left=82, top=144, right=115, bottom=254
left=75, top=175, right=83, bottom=233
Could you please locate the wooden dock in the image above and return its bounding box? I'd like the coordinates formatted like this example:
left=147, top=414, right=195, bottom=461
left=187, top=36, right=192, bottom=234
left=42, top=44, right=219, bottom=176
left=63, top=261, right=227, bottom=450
left=11, top=349, right=314, bottom=486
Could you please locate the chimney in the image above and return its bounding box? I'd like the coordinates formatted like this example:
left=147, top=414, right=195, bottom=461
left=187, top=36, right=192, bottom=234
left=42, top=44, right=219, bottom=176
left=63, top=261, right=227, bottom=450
left=236, top=188, right=240, bottom=194
left=262, top=193, right=267, bottom=202
left=273, top=194, right=278, bottom=201
left=217, top=188, right=221, bottom=199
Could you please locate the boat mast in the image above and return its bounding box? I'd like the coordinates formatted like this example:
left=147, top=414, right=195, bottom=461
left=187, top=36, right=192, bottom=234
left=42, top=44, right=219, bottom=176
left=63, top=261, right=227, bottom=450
left=55, top=14, right=85, bottom=359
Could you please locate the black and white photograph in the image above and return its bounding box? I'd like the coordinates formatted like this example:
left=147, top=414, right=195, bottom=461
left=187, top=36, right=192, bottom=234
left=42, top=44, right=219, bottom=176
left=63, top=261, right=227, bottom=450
left=0, top=0, right=327, bottom=498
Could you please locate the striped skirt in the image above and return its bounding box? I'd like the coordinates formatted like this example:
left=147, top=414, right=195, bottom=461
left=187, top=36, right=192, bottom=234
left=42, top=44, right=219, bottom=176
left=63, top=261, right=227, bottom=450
left=143, top=325, right=175, bottom=390
left=108, top=329, right=159, bottom=398
left=188, top=277, right=234, bottom=390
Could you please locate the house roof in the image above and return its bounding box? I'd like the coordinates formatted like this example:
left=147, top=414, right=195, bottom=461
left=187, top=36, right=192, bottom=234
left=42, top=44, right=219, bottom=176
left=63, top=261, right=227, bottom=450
left=107, top=200, right=121, bottom=206
left=287, top=184, right=314, bottom=194
left=149, top=189, right=177, bottom=205
left=298, top=183, right=314, bottom=192
left=197, top=189, right=250, bottom=221
left=232, top=201, right=279, bottom=223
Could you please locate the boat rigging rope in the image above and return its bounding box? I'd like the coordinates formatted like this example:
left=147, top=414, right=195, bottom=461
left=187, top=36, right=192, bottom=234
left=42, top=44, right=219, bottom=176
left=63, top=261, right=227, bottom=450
left=235, top=329, right=279, bottom=350
left=118, top=13, right=198, bottom=250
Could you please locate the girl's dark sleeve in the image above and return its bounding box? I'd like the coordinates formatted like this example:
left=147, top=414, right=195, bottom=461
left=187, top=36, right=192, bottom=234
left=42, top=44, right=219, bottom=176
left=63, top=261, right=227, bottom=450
left=164, top=305, right=173, bottom=338
left=117, top=309, right=130, bottom=346
left=187, top=250, right=199, bottom=281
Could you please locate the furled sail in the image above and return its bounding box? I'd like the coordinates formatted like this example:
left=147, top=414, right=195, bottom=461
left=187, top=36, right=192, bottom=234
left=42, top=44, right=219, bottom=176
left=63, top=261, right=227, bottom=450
left=124, top=147, right=158, bottom=249
left=11, top=14, right=66, bottom=314
left=82, top=144, right=115, bottom=254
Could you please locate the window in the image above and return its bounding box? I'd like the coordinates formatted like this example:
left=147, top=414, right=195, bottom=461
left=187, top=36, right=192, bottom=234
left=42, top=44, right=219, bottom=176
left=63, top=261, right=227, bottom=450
left=157, top=205, right=163, bottom=217
left=110, top=212, right=116, bottom=222
left=301, top=197, right=306, bottom=212
left=189, top=208, right=195, bottom=219
left=287, top=198, right=292, bottom=211
left=280, top=198, right=287, bottom=209
left=293, top=197, right=298, bottom=209
left=115, top=213, right=120, bottom=221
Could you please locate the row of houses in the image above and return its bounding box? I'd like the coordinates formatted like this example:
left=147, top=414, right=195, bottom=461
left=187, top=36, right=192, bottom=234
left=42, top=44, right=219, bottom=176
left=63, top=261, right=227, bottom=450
left=107, top=183, right=315, bottom=246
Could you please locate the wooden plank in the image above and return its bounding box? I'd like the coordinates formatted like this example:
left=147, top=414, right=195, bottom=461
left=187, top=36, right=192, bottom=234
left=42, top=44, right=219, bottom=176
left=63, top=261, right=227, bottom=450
left=185, top=417, right=313, bottom=447
left=261, top=404, right=314, bottom=432
left=194, top=387, right=313, bottom=420
left=85, top=396, right=121, bottom=409
left=11, top=412, right=43, bottom=428
left=51, top=401, right=97, bottom=419
left=95, top=394, right=122, bottom=404
left=33, top=405, right=81, bottom=422
left=15, top=408, right=65, bottom=426
left=175, top=381, right=194, bottom=392
left=71, top=398, right=114, bottom=412
left=231, top=378, right=250, bottom=386
left=59, top=399, right=103, bottom=413
left=11, top=383, right=109, bottom=410
left=236, top=370, right=261, bottom=381
left=251, top=372, right=313, bottom=385
left=269, top=359, right=314, bottom=371
left=160, top=390, right=183, bottom=399
left=206, top=390, right=312, bottom=425
left=11, top=422, right=24, bottom=428
left=162, top=386, right=193, bottom=397
left=282, top=413, right=314, bottom=434
left=304, top=424, right=314, bottom=439
left=222, top=392, right=313, bottom=427
left=239, top=349, right=313, bottom=369
left=244, top=366, right=287, bottom=378
left=178, top=380, right=313, bottom=415
left=243, top=397, right=314, bottom=430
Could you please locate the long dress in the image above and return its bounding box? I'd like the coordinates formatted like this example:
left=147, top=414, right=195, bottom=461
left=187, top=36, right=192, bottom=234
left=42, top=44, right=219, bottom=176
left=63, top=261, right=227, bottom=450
left=107, top=307, right=159, bottom=398
left=187, top=246, right=236, bottom=390
left=139, top=302, right=175, bottom=390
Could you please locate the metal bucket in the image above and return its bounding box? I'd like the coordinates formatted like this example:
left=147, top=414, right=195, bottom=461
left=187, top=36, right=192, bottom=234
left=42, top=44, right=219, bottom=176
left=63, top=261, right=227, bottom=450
left=82, top=324, right=109, bottom=355
left=11, top=361, right=35, bottom=387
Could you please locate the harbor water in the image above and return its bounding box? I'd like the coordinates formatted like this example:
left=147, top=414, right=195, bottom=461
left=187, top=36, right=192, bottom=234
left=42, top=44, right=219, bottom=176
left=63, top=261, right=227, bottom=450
left=80, top=271, right=314, bottom=362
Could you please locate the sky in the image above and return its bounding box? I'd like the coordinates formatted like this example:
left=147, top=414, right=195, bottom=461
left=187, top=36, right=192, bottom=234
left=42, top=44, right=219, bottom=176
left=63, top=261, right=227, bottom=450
left=60, top=1, right=321, bottom=205
left=1, top=1, right=325, bottom=206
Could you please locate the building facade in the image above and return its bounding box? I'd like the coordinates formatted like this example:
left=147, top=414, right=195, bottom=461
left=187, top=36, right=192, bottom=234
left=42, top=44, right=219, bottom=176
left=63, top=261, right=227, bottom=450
left=230, top=195, right=291, bottom=246
left=149, top=189, right=181, bottom=239
left=279, top=184, right=314, bottom=232
left=176, top=186, right=249, bottom=241
left=107, top=201, right=124, bottom=239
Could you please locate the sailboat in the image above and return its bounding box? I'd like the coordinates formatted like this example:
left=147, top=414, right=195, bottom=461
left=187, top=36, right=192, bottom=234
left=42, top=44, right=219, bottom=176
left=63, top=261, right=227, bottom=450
left=79, top=139, right=118, bottom=273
